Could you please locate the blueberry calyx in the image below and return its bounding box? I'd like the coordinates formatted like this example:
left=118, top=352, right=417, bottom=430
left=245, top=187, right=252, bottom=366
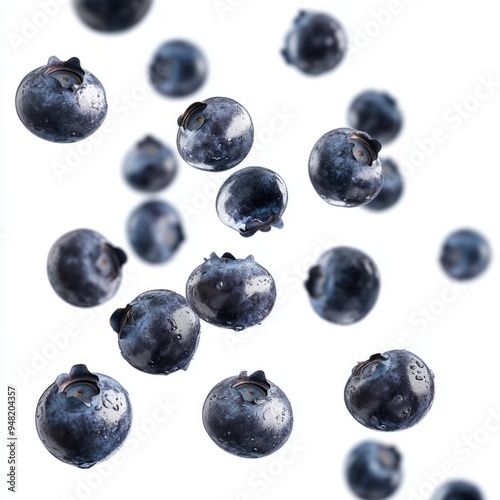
left=350, top=131, right=382, bottom=164
left=304, top=265, right=324, bottom=299
left=109, top=306, right=135, bottom=338
left=352, top=353, right=389, bottom=378
left=177, top=101, right=208, bottom=130
left=98, top=244, right=128, bottom=279
left=55, top=364, right=100, bottom=404
left=231, top=370, right=271, bottom=402
left=44, top=56, right=85, bottom=90
left=242, top=214, right=281, bottom=237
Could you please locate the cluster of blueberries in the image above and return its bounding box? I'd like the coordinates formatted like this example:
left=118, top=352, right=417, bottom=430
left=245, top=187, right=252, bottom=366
left=17, top=2, right=491, bottom=499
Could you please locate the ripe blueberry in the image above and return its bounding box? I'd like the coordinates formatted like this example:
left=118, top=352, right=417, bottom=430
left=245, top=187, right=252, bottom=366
left=202, top=370, right=293, bottom=458
left=347, top=90, right=403, bottom=145
left=364, top=158, right=404, bottom=211
left=305, top=246, right=380, bottom=325
left=216, top=166, right=288, bottom=237
left=345, top=440, right=402, bottom=499
left=177, top=97, right=254, bottom=172
left=16, top=56, right=107, bottom=143
left=149, top=40, right=208, bottom=97
left=47, top=228, right=127, bottom=307
left=282, top=10, right=347, bottom=75
left=185, top=252, right=276, bottom=331
left=344, top=350, right=435, bottom=431
left=110, top=289, right=201, bottom=375
left=122, top=135, right=178, bottom=193
left=35, top=364, right=132, bottom=468
left=72, top=0, right=152, bottom=32
left=308, top=127, right=383, bottom=207
left=439, top=229, right=491, bottom=280
left=431, top=480, right=483, bottom=500
left=127, top=199, right=184, bottom=264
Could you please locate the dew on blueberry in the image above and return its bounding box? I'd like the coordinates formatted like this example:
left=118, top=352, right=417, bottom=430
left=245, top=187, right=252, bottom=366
left=15, top=56, right=107, bottom=143
left=202, top=370, right=293, bottom=458
left=35, top=364, right=132, bottom=468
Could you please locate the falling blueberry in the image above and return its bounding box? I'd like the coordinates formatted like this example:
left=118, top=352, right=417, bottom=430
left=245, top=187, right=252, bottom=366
left=347, top=90, right=403, bottom=145
left=364, top=158, right=404, bottom=211
left=431, top=480, right=483, bottom=500
left=345, top=441, right=403, bottom=499
left=308, top=127, right=383, bottom=207
left=110, top=289, right=201, bottom=375
left=127, top=199, right=184, bottom=264
left=177, top=97, right=254, bottom=172
left=439, top=229, right=491, bottom=280
left=305, top=246, right=380, bottom=325
left=202, top=370, right=293, bottom=458
left=35, top=364, right=132, bottom=468
left=122, top=135, right=178, bottom=193
left=282, top=10, right=347, bottom=75
left=344, top=350, right=435, bottom=431
left=47, top=228, right=127, bottom=307
left=149, top=39, right=208, bottom=97
left=216, top=166, right=288, bottom=237
left=16, top=56, right=107, bottom=143
left=73, top=0, right=152, bottom=32
left=185, top=252, right=276, bottom=331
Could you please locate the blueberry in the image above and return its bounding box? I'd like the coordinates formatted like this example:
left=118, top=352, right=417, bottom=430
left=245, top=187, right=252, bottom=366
left=216, top=166, right=288, bottom=237
left=123, top=135, right=178, bottom=193
left=15, top=56, right=107, bottom=143
left=202, top=370, right=293, bottom=458
left=281, top=10, right=347, bottom=75
left=344, top=350, right=435, bottom=431
left=110, top=289, right=200, bottom=375
left=35, top=364, right=132, bottom=468
left=47, top=228, right=127, bottom=307
left=305, top=246, right=380, bottom=325
left=185, top=252, right=276, bottom=331
left=127, top=199, right=184, bottom=264
left=177, top=97, right=254, bottom=172
left=439, top=229, right=491, bottom=280
left=347, top=90, right=403, bottom=145
left=149, top=40, right=208, bottom=97
left=431, top=480, right=483, bottom=500
left=345, top=441, right=402, bottom=499
left=72, top=0, right=152, bottom=32
left=308, top=127, right=383, bottom=207
left=364, top=158, right=404, bottom=211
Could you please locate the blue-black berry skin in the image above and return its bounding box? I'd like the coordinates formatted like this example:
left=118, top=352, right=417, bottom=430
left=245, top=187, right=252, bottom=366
left=344, top=350, right=435, bottom=431
left=439, top=229, right=491, bottom=280
left=35, top=364, right=132, bottom=468
left=431, top=480, right=483, bottom=500
left=47, top=228, right=127, bottom=307
left=364, top=158, right=404, bottom=211
left=185, top=252, right=276, bottom=331
left=202, top=370, right=293, bottom=458
left=305, top=246, right=380, bottom=325
left=348, top=90, right=403, bottom=145
left=15, top=56, right=107, bottom=143
left=127, top=199, right=184, bottom=264
left=110, top=289, right=201, bottom=375
left=123, top=135, right=178, bottom=193
left=216, top=166, right=288, bottom=237
left=308, top=127, right=383, bottom=207
left=149, top=40, right=208, bottom=97
left=177, top=97, right=254, bottom=172
left=345, top=441, right=402, bottom=499
left=282, top=10, right=347, bottom=75
left=73, top=0, right=152, bottom=32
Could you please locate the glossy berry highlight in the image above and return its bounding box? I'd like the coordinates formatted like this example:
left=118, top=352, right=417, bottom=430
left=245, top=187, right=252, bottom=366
left=344, top=350, right=435, bottom=431
left=110, top=289, right=201, bottom=375
left=216, top=166, right=288, bottom=237
left=16, top=56, right=107, bottom=143
left=202, top=370, right=293, bottom=458
left=35, top=364, right=132, bottom=468
left=47, top=228, right=127, bottom=307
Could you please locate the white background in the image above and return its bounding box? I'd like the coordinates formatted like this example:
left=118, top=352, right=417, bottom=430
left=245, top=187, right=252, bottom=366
left=1, top=1, right=499, bottom=499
